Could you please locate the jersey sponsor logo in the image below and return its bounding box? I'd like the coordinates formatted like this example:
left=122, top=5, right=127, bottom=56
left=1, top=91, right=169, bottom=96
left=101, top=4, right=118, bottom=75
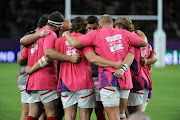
left=105, top=34, right=124, bottom=53
left=65, top=41, right=77, bottom=56
left=30, top=41, right=38, bottom=54
left=141, top=47, right=147, bottom=57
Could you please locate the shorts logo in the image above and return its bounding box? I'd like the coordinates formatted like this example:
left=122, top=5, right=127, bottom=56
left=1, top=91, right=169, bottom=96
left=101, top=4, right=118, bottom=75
left=105, top=34, right=124, bottom=53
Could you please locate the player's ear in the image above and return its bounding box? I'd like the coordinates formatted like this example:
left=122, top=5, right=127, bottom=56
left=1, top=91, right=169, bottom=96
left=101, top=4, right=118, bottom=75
left=118, top=25, right=123, bottom=29
left=99, top=24, right=102, bottom=29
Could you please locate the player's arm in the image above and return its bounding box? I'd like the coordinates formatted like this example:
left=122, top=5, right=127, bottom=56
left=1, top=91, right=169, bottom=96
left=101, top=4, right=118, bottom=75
left=62, top=31, right=83, bottom=48
left=17, top=47, right=28, bottom=66
left=44, top=49, right=81, bottom=64
left=135, top=30, right=148, bottom=47
left=25, top=55, right=51, bottom=74
left=16, top=70, right=20, bottom=78
left=85, top=51, right=123, bottom=69
left=25, top=51, right=81, bottom=74
left=20, top=30, right=50, bottom=47
left=17, top=54, right=27, bottom=66
left=112, top=52, right=135, bottom=78
left=140, top=52, right=158, bottom=66
left=112, top=46, right=135, bottom=78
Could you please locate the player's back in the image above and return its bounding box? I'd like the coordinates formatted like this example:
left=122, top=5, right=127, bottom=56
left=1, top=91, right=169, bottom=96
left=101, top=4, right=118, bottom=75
left=55, top=32, right=94, bottom=92
left=26, top=27, right=58, bottom=90
left=92, top=28, right=132, bottom=70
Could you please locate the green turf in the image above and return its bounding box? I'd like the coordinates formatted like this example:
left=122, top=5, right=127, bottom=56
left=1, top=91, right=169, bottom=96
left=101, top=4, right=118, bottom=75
left=0, top=63, right=180, bottom=120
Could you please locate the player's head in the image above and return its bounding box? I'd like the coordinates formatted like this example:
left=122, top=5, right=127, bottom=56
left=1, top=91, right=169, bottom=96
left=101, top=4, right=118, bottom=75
left=47, top=11, right=65, bottom=32
left=70, top=17, right=87, bottom=34
left=86, top=15, right=99, bottom=32
left=98, top=14, right=113, bottom=28
left=37, top=14, right=49, bottom=29
left=59, top=19, right=72, bottom=37
left=114, top=17, right=135, bottom=32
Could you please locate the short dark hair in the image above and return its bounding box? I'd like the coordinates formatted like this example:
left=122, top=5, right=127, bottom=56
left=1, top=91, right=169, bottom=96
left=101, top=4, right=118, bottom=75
left=87, top=15, right=98, bottom=25
left=37, top=14, right=49, bottom=28
left=47, top=11, right=64, bottom=26
left=70, top=17, right=87, bottom=34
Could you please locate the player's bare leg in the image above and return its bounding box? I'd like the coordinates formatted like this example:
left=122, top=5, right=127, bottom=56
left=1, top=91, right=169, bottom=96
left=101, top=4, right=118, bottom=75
left=28, top=102, right=42, bottom=118
left=79, top=108, right=93, bottom=120
left=120, top=98, right=128, bottom=120
left=64, top=104, right=77, bottom=120
left=104, top=106, right=120, bottom=120
left=44, top=99, right=59, bottom=119
left=20, top=103, right=29, bottom=120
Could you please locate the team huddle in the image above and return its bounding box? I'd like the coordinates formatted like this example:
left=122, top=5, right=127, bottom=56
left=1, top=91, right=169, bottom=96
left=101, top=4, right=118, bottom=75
left=17, top=11, right=157, bottom=120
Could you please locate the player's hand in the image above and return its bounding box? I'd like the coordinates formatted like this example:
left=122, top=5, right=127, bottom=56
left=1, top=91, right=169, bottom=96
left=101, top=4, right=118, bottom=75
left=148, top=64, right=152, bottom=74
left=140, top=57, right=147, bottom=66
left=16, top=70, right=20, bottom=78
left=25, top=66, right=33, bottom=74
left=113, top=61, right=123, bottom=69
left=62, top=31, right=70, bottom=37
left=70, top=54, right=82, bottom=64
left=135, top=30, right=143, bottom=35
left=112, top=69, right=124, bottom=78
left=39, top=30, right=50, bottom=37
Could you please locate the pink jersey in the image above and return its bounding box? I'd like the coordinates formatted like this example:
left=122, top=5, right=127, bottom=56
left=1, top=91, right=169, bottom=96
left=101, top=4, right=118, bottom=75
left=130, top=46, right=151, bottom=92
left=79, top=28, right=142, bottom=90
left=55, top=32, right=94, bottom=91
left=21, top=27, right=58, bottom=90
left=140, top=44, right=154, bottom=91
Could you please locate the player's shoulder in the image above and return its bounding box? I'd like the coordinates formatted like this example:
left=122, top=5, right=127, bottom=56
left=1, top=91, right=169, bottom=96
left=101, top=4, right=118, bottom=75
left=56, top=36, right=66, bottom=42
left=71, top=32, right=83, bottom=38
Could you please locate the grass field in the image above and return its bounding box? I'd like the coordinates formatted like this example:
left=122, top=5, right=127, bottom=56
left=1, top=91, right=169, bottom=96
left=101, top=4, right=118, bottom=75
left=0, top=63, right=180, bottom=120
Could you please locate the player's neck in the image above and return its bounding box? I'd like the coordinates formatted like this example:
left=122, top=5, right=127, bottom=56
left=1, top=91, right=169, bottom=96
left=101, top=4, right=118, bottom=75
left=101, top=24, right=113, bottom=29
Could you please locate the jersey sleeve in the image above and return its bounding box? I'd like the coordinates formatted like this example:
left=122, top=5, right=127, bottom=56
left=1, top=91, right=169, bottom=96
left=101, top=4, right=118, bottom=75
left=149, top=44, right=156, bottom=55
left=55, top=38, right=61, bottom=52
left=21, top=47, right=28, bottom=59
left=83, top=46, right=95, bottom=54
left=127, top=32, right=142, bottom=47
left=79, top=31, right=95, bottom=47
left=128, top=46, right=135, bottom=55
left=43, top=31, right=57, bottom=51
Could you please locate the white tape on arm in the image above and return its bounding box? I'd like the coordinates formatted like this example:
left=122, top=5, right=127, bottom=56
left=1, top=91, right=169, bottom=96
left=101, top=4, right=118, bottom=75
left=120, top=64, right=128, bottom=72
left=38, top=56, right=48, bottom=68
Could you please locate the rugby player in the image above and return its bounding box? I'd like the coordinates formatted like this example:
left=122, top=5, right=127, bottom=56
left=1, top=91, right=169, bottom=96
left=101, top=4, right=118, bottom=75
left=19, top=11, right=67, bottom=120
left=17, top=14, right=49, bottom=120
left=114, top=17, right=157, bottom=116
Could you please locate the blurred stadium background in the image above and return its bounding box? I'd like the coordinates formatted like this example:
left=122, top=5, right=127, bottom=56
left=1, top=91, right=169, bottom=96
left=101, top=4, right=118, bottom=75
left=0, top=0, right=180, bottom=120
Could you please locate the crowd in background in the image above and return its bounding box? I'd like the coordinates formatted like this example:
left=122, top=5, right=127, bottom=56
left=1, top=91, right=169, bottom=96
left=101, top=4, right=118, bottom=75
left=1, top=0, right=180, bottom=39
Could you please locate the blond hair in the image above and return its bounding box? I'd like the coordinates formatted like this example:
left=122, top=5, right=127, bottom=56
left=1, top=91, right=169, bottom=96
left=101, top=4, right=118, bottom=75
left=114, top=17, right=135, bottom=32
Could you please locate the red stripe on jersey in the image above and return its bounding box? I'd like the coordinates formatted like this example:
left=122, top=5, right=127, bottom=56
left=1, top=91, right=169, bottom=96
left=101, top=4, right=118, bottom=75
left=102, top=87, right=115, bottom=92
left=146, top=100, right=149, bottom=102
left=81, top=91, right=95, bottom=98
left=21, top=89, right=26, bottom=92
left=134, top=91, right=144, bottom=94
left=41, top=90, right=52, bottom=96
left=61, top=95, right=69, bottom=97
